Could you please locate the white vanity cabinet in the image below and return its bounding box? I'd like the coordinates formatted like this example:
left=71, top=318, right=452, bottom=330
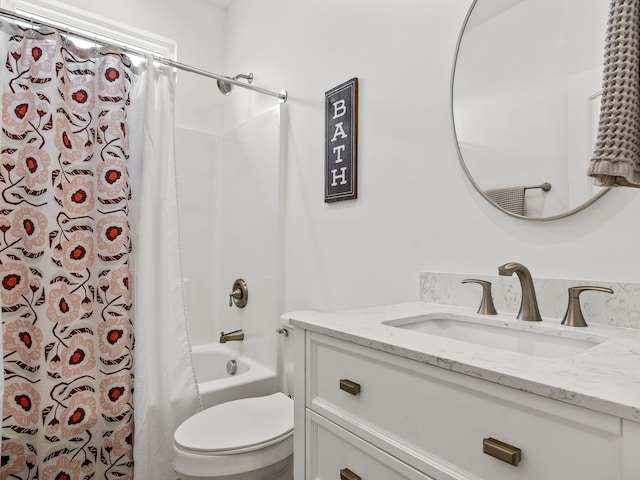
left=293, top=329, right=640, bottom=480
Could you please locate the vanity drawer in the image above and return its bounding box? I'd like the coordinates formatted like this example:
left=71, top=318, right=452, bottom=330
left=307, top=410, right=434, bottom=480
left=308, top=333, right=624, bottom=480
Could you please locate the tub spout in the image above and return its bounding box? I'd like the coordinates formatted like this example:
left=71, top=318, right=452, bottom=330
left=219, top=329, right=244, bottom=343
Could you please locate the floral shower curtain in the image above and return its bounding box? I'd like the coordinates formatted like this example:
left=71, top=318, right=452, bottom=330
left=0, top=25, right=135, bottom=478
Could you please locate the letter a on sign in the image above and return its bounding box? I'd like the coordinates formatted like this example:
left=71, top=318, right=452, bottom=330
left=325, top=78, right=358, bottom=202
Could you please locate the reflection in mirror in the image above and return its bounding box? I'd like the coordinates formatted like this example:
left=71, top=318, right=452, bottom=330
left=452, top=0, right=611, bottom=220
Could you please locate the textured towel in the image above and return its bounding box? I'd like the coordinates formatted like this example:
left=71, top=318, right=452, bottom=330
left=484, top=187, right=527, bottom=216
left=588, top=0, right=640, bottom=187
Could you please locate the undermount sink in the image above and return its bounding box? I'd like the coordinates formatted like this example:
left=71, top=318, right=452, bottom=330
left=385, top=315, right=602, bottom=359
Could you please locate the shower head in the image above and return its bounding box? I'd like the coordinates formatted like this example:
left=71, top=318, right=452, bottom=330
left=217, top=73, right=254, bottom=96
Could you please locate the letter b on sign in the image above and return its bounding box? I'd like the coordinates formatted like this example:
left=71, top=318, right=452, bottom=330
left=333, top=100, right=347, bottom=119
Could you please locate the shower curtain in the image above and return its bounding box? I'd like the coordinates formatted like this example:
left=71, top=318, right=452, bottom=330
left=0, top=22, right=200, bottom=480
left=128, top=58, right=202, bottom=479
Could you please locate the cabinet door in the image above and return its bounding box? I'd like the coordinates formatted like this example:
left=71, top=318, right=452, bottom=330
left=307, top=411, right=436, bottom=480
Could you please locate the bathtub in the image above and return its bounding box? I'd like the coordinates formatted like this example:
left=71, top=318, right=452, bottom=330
left=191, top=343, right=277, bottom=408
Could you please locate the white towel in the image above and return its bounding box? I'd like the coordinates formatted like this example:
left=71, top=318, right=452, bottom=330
left=484, top=187, right=527, bottom=216
left=588, top=0, right=640, bottom=187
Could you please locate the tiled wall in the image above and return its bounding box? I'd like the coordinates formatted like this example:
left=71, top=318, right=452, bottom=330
left=421, top=272, right=640, bottom=329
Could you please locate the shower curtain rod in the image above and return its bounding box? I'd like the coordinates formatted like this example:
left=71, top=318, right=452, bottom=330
left=0, top=7, right=288, bottom=102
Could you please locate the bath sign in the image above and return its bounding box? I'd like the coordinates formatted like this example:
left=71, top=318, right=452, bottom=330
left=325, top=78, right=358, bottom=202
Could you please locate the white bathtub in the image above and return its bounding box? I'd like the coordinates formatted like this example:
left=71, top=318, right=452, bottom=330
left=191, top=343, right=277, bottom=408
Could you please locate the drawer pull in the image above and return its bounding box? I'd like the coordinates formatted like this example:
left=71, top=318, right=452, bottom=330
left=483, top=437, right=522, bottom=466
left=339, top=379, right=361, bottom=396
left=340, top=468, right=361, bottom=480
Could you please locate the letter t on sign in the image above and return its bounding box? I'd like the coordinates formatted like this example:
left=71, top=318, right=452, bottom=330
left=325, top=78, right=358, bottom=202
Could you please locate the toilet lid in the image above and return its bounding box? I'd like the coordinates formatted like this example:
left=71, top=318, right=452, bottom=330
left=174, top=392, right=293, bottom=454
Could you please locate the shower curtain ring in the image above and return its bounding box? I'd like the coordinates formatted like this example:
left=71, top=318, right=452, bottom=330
left=28, top=16, right=36, bottom=37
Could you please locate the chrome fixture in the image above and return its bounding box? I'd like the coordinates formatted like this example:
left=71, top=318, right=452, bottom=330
left=226, top=359, right=238, bottom=375
left=498, top=262, right=542, bottom=321
left=561, top=286, right=614, bottom=327
left=228, top=279, right=248, bottom=308
left=217, top=73, right=254, bottom=96
left=461, top=279, right=497, bottom=315
left=276, top=327, right=289, bottom=337
left=219, top=329, right=244, bottom=343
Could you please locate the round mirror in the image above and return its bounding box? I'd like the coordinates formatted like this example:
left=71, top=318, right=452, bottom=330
left=452, top=0, right=611, bottom=220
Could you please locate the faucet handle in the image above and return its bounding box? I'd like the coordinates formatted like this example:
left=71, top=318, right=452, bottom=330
left=561, top=286, right=613, bottom=327
left=228, top=289, right=241, bottom=307
left=228, top=279, right=248, bottom=308
left=462, top=279, right=498, bottom=315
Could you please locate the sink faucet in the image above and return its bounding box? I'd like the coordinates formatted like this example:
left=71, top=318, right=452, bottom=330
left=498, top=262, right=542, bottom=321
left=219, top=329, right=244, bottom=343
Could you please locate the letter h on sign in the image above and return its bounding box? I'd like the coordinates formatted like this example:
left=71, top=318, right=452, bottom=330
left=325, top=78, right=358, bottom=202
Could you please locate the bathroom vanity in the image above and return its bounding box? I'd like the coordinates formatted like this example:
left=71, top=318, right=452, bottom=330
left=291, top=303, right=640, bottom=480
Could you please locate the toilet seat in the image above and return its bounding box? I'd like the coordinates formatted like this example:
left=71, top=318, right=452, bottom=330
left=172, top=393, right=294, bottom=479
left=174, top=392, right=293, bottom=454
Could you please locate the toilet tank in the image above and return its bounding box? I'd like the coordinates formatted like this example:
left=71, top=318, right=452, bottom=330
left=278, top=311, right=321, bottom=398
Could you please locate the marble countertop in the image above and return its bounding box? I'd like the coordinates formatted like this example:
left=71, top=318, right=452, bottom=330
left=289, top=302, right=640, bottom=423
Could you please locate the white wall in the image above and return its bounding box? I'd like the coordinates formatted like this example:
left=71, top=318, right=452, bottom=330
left=175, top=127, right=217, bottom=341
left=223, top=0, right=640, bottom=315
left=212, top=106, right=285, bottom=368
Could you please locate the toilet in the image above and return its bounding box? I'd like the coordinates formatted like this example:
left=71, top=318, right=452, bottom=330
left=172, top=315, right=297, bottom=480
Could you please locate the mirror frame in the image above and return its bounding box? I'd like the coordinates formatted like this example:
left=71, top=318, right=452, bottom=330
left=450, top=0, right=610, bottom=221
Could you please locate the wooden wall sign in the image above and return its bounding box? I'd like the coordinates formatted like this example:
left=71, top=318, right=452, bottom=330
left=325, top=78, right=358, bottom=202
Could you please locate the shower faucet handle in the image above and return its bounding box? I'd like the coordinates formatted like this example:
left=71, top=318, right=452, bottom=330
left=462, top=279, right=498, bottom=315
left=228, top=279, right=248, bottom=308
left=228, top=289, right=241, bottom=307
